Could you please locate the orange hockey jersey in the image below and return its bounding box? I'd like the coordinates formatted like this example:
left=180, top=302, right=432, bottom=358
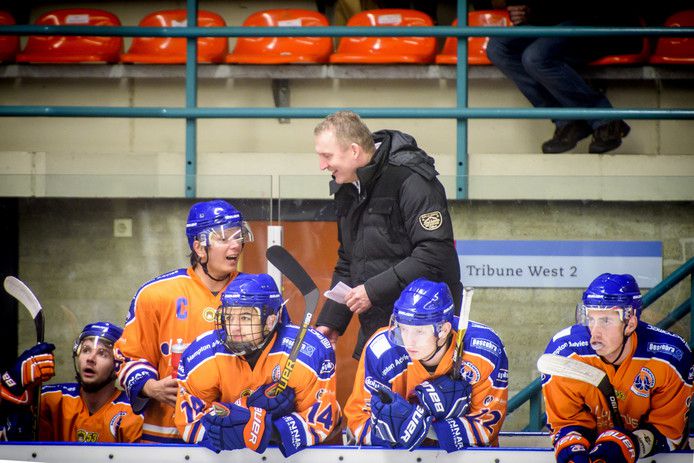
left=39, top=383, right=142, bottom=442
left=542, top=322, right=694, bottom=451
left=174, top=325, right=340, bottom=450
left=345, top=320, right=508, bottom=447
left=114, top=267, right=236, bottom=443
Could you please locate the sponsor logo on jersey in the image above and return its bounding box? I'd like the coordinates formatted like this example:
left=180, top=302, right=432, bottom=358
left=109, top=411, right=127, bottom=438
left=461, top=361, right=481, bottom=384
left=496, top=368, right=509, bottom=385
left=315, top=388, right=326, bottom=401
left=272, top=364, right=281, bottom=382
left=202, top=307, right=216, bottom=323
left=318, top=334, right=332, bottom=350
left=631, top=367, right=655, bottom=398
left=381, top=353, right=409, bottom=377
left=647, top=342, right=683, bottom=361
left=319, top=359, right=335, bottom=376
left=688, top=366, right=694, bottom=383
left=76, top=428, right=98, bottom=442
left=418, top=211, right=443, bottom=231
left=471, top=338, right=502, bottom=357
left=126, top=371, right=149, bottom=391
left=281, top=337, right=315, bottom=357
left=186, top=343, right=212, bottom=363
left=483, top=395, right=494, bottom=406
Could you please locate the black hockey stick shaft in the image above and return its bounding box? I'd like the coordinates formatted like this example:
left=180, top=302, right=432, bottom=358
left=597, top=376, right=625, bottom=428
left=266, top=245, right=319, bottom=396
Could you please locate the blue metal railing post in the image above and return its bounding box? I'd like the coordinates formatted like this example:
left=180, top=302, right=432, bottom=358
left=456, top=0, right=469, bottom=200
left=185, top=0, right=198, bottom=197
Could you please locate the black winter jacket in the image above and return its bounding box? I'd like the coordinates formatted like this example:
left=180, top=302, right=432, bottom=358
left=315, top=129, right=462, bottom=359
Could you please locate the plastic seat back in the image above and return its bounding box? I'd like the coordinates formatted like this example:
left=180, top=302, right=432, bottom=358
left=121, top=9, right=228, bottom=63
left=227, top=9, right=332, bottom=64
left=16, top=8, right=122, bottom=63
left=590, top=18, right=650, bottom=65
left=649, top=10, right=694, bottom=64
left=330, top=9, right=436, bottom=64
left=0, top=11, right=18, bottom=62
left=436, top=10, right=511, bottom=65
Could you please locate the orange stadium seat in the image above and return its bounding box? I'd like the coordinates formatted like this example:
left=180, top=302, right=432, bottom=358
left=436, top=11, right=511, bottom=65
left=0, top=11, right=19, bottom=62
left=121, top=9, right=228, bottom=64
left=589, top=19, right=650, bottom=66
left=330, top=9, right=436, bottom=64
left=227, top=9, right=332, bottom=64
left=649, top=10, right=694, bottom=64
left=16, top=8, right=122, bottom=63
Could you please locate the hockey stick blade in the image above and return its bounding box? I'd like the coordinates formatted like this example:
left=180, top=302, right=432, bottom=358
left=537, top=354, right=624, bottom=428
left=266, top=245, right=319, bottom=396
left=4, top=276, right=44, bottom=342
left=451, top=286, right=474, bottom=380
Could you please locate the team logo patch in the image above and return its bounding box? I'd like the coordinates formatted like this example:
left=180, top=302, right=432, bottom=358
left=319, top=359, right=335, bottom=376
left=631, top=367, right=655, bottom=398
left=418, top=211, right=443, bottom=231
left=109, top=412, right=127, bottom=438
left=202, top=307, right=217, bottom=323
left=272, top=364, right=281, bottom=382
left=461, top=361, right=481, bottom=384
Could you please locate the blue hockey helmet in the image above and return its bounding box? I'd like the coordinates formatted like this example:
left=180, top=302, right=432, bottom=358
left=72, top=321, right=123, bottom=357
left=185, top=199, right=254, bottom=250
left=389, top=278, right=455, bottom=346
left=577, top=273, right=643, bottom=325
left=217, top=273, right=284, bottom=355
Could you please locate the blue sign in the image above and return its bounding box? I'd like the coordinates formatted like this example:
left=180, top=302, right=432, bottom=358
left=456, top=240, right=662, bottom=288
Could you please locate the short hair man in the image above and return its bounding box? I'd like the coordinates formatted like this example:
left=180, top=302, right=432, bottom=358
left=314, top=111, right=462, bottom=359
left=541, top=273, right=693, bottom=463
left=174, top=273, right=340, bottom=456
left=344, top=278, right=508, bottom=452
left=115, top=199, right=254, bottom=442
left=40, top=322, right=142, bottom=442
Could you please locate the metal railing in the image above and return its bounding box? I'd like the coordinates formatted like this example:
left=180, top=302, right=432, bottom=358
left=0, top=1, right=693, bottom=197
left=509, top=256, right=694, bottom=431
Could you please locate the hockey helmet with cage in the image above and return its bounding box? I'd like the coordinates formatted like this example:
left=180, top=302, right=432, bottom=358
left=389, top=278, right=455, bottom=346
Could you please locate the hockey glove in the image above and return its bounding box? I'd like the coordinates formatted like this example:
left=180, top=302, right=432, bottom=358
left=370, top=387, right=432, bottom=451
left=413, top=375, right=471, bottom=420
left=589, top=428, right=638, bottom=463
left=432, top=418, right=469, bottom=452
left=1, top=342, right=55, bottom=403
left=274, top=414, right=311, bottom=457
left=247, top=383, right=296, bottom=420
left=554, top=430, right=591, bottom=463
left=200, top=401, right=271, bottom=454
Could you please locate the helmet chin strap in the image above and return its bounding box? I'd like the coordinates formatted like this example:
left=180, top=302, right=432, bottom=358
left=602, top=322, right=633, bottom=366
left=420, top=333, right=451, bottom=364
left=200, top=246, right=231, bottom=283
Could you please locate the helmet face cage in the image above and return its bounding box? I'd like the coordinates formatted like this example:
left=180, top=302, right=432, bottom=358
left=215, top=304, right=278, bottom=355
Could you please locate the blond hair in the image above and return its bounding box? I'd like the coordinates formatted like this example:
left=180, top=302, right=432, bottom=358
left=314, top=110, right=375, bottom=154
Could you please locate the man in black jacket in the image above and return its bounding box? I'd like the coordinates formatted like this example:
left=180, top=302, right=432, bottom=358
left=313, top=111, right=462, bottom=359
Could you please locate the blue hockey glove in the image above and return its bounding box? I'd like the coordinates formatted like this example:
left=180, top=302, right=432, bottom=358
left=200, top=402, right=271, bottom=454
left=413, top=375, right=471, bottom=420
left=274, top=414, right=310, bottom=457
left=1, top=343, right=55, bottom=402
left=247, top=383, right=296, bottom=419
left=370, top=387, right=432, bottom=451
left=589, top=428, right=638, bottom=463
left=554, top=430, right=591, bottom=463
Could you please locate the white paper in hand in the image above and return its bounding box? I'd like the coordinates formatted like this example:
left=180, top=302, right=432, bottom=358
left=324, top=281, right=352, bottom=304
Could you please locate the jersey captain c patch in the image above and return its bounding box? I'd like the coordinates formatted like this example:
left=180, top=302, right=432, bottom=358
left=418, top=211, right=442, bottom=231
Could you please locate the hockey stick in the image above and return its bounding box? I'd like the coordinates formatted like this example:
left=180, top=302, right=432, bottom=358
left=537, top=353, right=624, bottom=428
left=450, top=287, right=474, bottom=380
left=266, top=245, right=319, bottom=396
left=3, top=276, right=46, bottom=439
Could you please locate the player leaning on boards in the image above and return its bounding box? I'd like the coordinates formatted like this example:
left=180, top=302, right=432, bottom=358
left=540, top=273, right=693, bottom=463
left=314, top=110, right=463, bottom=359
left=345, top=279, right=508, bottom=452
left=115, top=199, right=254, bottom=443
left=40, top=322, right=142, bottom=442
left=174, top=273, right=340, bottom=456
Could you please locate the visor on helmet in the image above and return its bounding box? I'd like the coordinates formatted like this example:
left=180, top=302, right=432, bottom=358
left=197, top=222, right=254, bottom=247
left=576, top=303, right=634, bottom=327
left=388, top=313, right=446, bottom=347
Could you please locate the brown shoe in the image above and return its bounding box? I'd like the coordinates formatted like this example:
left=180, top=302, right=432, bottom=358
left=541, top=121, right=593, bottom=154
left=589, top=120, right=631, bottom=154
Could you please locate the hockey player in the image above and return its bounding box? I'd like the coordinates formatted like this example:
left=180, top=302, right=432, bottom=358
left=40, top=322, right=142, bottom=442
left=114, top=199, right=254, bottom=442
left=174, top=273, right=340, bottom=456
left=344, top=278, right=508, bottom=452
left=542, top=273, right=693, bottom=463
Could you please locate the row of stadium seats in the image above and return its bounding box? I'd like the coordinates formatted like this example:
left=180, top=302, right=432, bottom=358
left=0, top=8, right=692, bottom=65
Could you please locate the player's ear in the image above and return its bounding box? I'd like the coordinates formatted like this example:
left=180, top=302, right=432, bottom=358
left=439, top=321, right=452, bottom=338
left=624, top=314, right=638, bottom=336
left=192, top=240, right=207, bottom=259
